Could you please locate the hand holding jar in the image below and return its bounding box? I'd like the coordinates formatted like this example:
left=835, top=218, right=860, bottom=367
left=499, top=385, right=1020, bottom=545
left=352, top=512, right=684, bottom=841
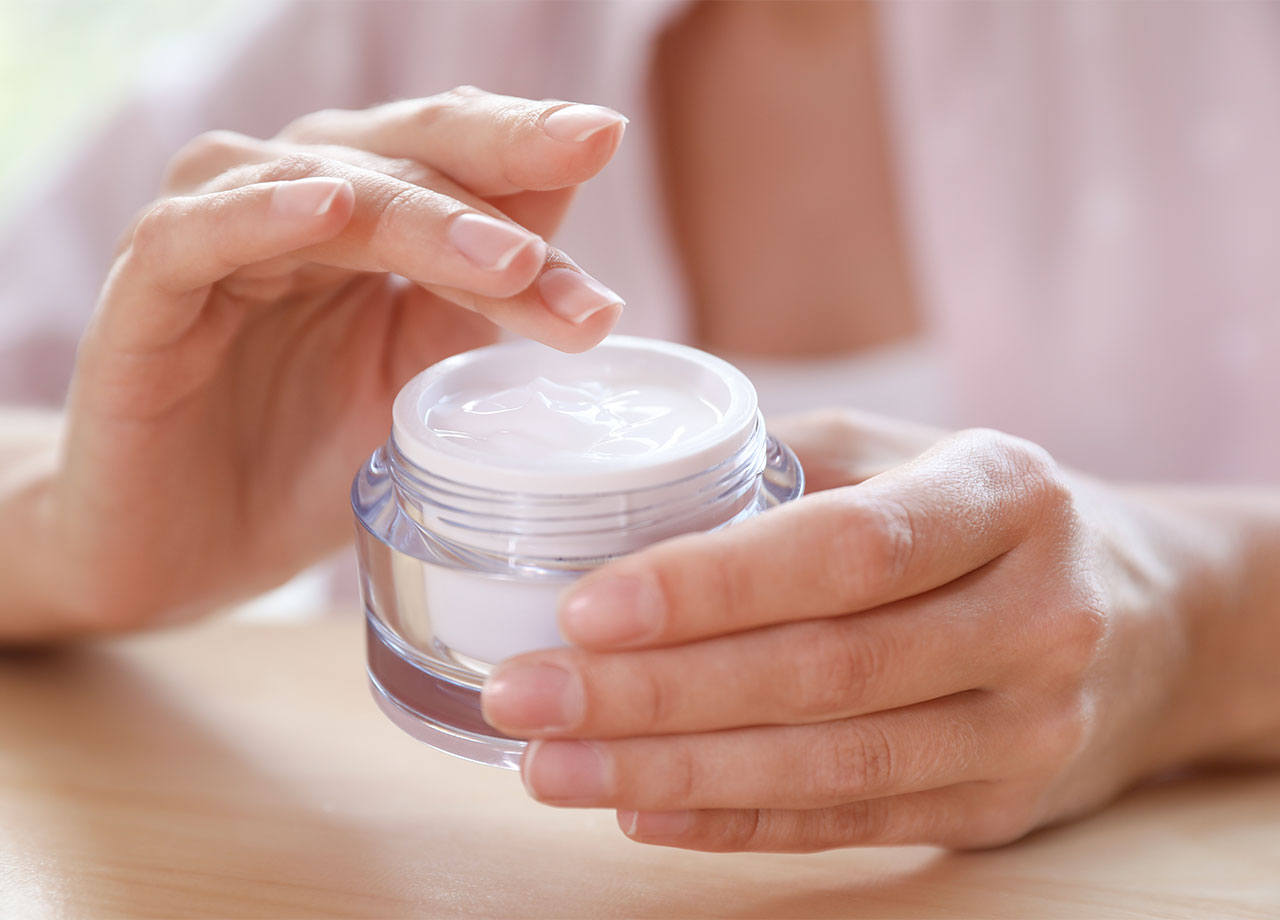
left=482, top=409, right=1280, bottom=852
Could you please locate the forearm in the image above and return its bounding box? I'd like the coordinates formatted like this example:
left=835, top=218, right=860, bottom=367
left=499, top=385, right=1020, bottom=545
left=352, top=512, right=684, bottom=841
left=0, top=409, right=76, bottom=642
left=1124, top=485, right=1280, bottom=771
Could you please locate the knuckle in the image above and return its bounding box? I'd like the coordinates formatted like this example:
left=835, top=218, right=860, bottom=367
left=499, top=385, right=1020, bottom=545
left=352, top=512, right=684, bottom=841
left=414, top=85, right=484, bottom=129
left=379, top=155, right=443, bottom=188
left=823, top=798, right=892, bottom=847
left=943, top=712, right=988, bottom=777
left=278, top=107, right=346, bottom=141
left=493, top=95, right=536, bottom=124
left=492, top=100, right=545, bottom=189
left=127, top=199, right=183, bottom=270
left=1068, top=569, right=1110, bottom=638
left=792, top=622, right=883, bottom=721
left=629, top=665, right=676, bottom=734
left=374, top=182, right=425, bottom=229
left=1058, top=590, right=1109, bottom=673
left=1026, top=578, right=1108, bottom=685
left=759, top=809, right=827, bottom=853
left=129, top=198, right=174, bottom=246
left=183, top=128, right=251, bottom=159
left=1023, top=465, right=1072, bottom=523
left=949, top=428, right=1075, bottom=548
left=868, top=497, right=919, bottom=588
left=820, top=495, right=917, bottom=605
left=165, top=130, right=254, bottom=189
left=813, top=720, right=896, bottom=801
left=257, top=152, right=330, bottom=183
left=1023, top=697, right=1091, bottom=772
left=973, top=428, right=1070, bottom=513
left=660, top=743, right=699, bottom=805
left=690, top=543, right=746, bottom=634
left=706, top=809, right=766, bottom=851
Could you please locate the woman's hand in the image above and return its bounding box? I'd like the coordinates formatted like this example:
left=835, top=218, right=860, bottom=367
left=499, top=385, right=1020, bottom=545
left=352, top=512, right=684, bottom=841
left=481, top=409, right=1280, bottom=852
left=35, top=87, right=629, bottom=636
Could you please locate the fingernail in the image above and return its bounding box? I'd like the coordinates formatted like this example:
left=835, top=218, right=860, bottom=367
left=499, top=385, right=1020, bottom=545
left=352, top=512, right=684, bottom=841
left=450, top=212, right=545, bottom=271
left=482, top=662, right=584, bottom=733
left=559, top=574, right=665, bottom=647
left=619, top=810, right=693, bottom=838
left=522, top=740, right=612, bottom=804
left=269, top=177, right=348, bottom=219
left=538, top=267, right=625, bottom=324
left=543, top=104, right=629, bottom=143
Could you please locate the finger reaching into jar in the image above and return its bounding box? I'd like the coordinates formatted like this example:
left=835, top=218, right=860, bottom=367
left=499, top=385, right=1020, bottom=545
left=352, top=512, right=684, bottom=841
left=0, top=88, right=629, bottom=641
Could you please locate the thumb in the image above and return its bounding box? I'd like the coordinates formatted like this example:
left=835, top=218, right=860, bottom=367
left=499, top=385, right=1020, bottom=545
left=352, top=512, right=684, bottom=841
left=768, top=408, right=947, bottom=492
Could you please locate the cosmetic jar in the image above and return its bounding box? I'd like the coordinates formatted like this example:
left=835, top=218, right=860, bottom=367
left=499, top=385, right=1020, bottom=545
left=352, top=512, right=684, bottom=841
left=352, top=335, right=803, bottom=768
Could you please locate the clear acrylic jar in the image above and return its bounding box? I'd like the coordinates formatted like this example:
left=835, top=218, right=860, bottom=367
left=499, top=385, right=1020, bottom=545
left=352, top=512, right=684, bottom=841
left=352, top=336, right=803, bottom=769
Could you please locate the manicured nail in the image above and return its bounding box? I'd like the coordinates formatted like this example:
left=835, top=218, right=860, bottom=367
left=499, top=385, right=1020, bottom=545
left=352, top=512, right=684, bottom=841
left=482, top=662, right=584, bottom=733
left=522, top=740, right=612, bottom=804
left=450, top=213, right=545, bottom=271
left=269, top=177, right=348, bottom=219
left=619, top=810, right=694, bottom=838
left=538, top=267, right=625, bottom=324
left=542, top=105, right=629, bottom=143
left=559, top=574, right=665, bottom=647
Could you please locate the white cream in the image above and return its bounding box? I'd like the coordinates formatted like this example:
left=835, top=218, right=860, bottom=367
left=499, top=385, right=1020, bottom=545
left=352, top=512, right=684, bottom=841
left=426, top=377, right=724, bottom=464
left=392, top=337, right=760, bottom=493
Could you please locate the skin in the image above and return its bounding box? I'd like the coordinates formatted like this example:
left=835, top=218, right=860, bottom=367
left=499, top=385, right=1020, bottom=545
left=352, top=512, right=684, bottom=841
left=0, top=87, right=628, bottom=638
left=482, top=410, right=1280, bottom=850
left=2, top=58, right=1280, bottom=852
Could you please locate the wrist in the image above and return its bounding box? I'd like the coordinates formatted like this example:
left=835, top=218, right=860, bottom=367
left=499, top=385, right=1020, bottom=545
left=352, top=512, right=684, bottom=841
left=1119, top=486, right=1280, bottom=773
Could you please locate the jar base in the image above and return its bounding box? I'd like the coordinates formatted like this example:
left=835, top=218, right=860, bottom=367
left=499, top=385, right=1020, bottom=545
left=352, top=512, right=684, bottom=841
left=366, top=612, right=525, bottom=770
left=368, top=675, right=525, bottom=769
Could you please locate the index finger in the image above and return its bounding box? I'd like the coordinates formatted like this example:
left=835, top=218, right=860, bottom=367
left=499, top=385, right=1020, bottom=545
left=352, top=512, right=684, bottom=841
left=280, top=85, right=628, bottom=197
left=557, top=429, right=1068, bottom=649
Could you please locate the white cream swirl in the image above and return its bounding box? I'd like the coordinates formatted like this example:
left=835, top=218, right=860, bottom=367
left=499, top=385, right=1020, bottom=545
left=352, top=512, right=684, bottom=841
left=426, top=376, right=724, bottom=461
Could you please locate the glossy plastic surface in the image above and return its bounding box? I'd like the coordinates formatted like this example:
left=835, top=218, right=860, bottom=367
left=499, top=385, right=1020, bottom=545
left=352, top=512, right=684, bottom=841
left=353, top=433, right=804, bottom=769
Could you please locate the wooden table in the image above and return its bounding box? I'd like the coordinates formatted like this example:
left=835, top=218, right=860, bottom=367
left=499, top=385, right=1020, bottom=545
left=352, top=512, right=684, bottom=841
left=1, top=616, right=1277, bottom=919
